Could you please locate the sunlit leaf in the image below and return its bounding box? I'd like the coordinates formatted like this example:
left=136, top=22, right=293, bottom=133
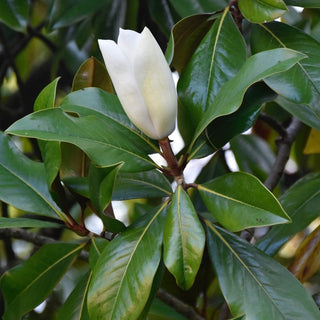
left=289, top=224, right=320, bottom=282
left=238, top=0, right=287, bottom=23
left=87, top=205, right=166, bottom=320
left=304, top=128, right=320, bottom=154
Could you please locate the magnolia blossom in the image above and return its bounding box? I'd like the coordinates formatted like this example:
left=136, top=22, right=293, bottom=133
left=98, top=27, right=177, bottom=140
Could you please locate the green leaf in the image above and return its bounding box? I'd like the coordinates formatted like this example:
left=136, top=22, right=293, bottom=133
left=34, top=78, right=61, bottom=187
left=89, top=238, right=109, bottom=269
left=206, top=82, right=277, bottom=150
left=0, top=0, right=29, bottom=32
left=57, top=270, right=92, bottom=320
left=284, top=0, right=320, bottom=7
left=112, top=170, right=172, bottom=200
left=251, top=22, right=320, bottom=128
left=238, top=0, right=287, bottom=23
left=89, top=164, right=122, bottom=215
left=0, top=132, right=68, bottom=221
left=163, top=186, right=205, bottom=290
left=167, top=0, right=228, bottom=17
left=206, top=222, right=320, bottom=319
left=147, top=298, right=187, bottom=320
left=230, top=134, right=276, bottom=182
left=48, top=0, right=112, bottom=28
left=1, top=242, right=83, bottom=320
left=72, top=57, right=114, bottom=93
left=6, top=107, right=157, bottom=172
left=178, top=8, right=246, bottom=144
left=198, top=172, right=290, bottom=232
left=275, top=96, right=320, bottom=131
left=257, top=172, right=320, bottom=255
left=165, top=13, right=217, bottom=73
left=190, top=48, right=306, bottom=152
left=87, top=205, right=166, bottom=320
left=0, top=217, right=63, bottom=229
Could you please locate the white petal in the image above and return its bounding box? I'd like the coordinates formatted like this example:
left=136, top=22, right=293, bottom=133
left=98, top=39, right=156, bottom=138
left=117, top=28, right=140, bottom=66
left=133, top=27, right=177, bottom=139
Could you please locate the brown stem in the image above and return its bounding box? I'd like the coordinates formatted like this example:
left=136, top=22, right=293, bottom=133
left=159, top=137, right=184, bottom=179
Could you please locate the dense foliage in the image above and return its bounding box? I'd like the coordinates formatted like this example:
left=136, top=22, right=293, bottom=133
left=1, top=0, right=320, bottom=319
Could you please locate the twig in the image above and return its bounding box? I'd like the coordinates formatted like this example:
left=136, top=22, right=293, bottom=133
left=264, top=117, right=302, bottom=191
left=0, top=228, right=89, bottom=261
left=258, top=112, right=287, bottom=137
left=157, top=288, right=205, bottom=320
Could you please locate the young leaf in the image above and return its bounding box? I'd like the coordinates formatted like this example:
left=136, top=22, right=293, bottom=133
left=163, top=186, right=205, bottom=290
left=190, top=48, right=306, bottom=152
left=0, top=132, right=68, bottom=221
left=57, top=270, right=92, bottom=320
left=238, top=0, right=287, bottom=23
left=198, top=172, right=290, bottom=232
left=178, top=8, right=246, bottom=143
left=206, top=222, right=320, bottom=319
left=257, top=172, right=320, bottom=255
left=1, top=242, right=84, bottom=320
left=87, top=204, right=166, bottom=320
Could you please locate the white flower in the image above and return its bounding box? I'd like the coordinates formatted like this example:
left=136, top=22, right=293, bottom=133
left=98, top=27, right=177, bottom=140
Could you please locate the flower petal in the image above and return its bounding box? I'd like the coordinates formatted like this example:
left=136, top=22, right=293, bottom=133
left=133, top=27, right=177, bottom=139
left=98, top=39, right=156, bottom=137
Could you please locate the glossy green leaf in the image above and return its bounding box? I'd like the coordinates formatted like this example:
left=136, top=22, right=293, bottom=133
left=87, top=204, right=166, bottom=320
left=1, top=242, right=83, bottom=320
left=206, top=82, right=277, bottom=150
left=238, top=0, right=287, bottom=23
left=6, top=107, right=157, bottom=172
left=230, top=134, right=276, bottom=182
left=191, top=48, right=306, bottom=152
left=165, top=13, right=217, bottom=73
left=168, top=0, right=228, bottom=17
left=112, top=170, right=172, bottom=200
left=206, top=222, right=320, bottom=319
left=0, top=132, right=68, bottom=221
left=257, top=172, right=320, bottom=255
left=72, top=57, right=114, bottom=93
left=198, top=172, right=290, bottom=232
left=0, top=217, right=63, bottom=229
left=163, top=186, right=205, bottom=290
left=284, top=0, right=320, bottom=7
left=178, top=8, right=246, bottom=144
left=100, top=215, right=126, bottom=234
left=34, top=78, right=61, bottom=187
left=251, top=22, right=320, bottom=126
left=89, top=238, right=109, bottom=269
left=89, top=164, right=122, bottom=215
left=57, top=270, right=91, bottom=320
left=0, top=0, right=29, bottom=31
